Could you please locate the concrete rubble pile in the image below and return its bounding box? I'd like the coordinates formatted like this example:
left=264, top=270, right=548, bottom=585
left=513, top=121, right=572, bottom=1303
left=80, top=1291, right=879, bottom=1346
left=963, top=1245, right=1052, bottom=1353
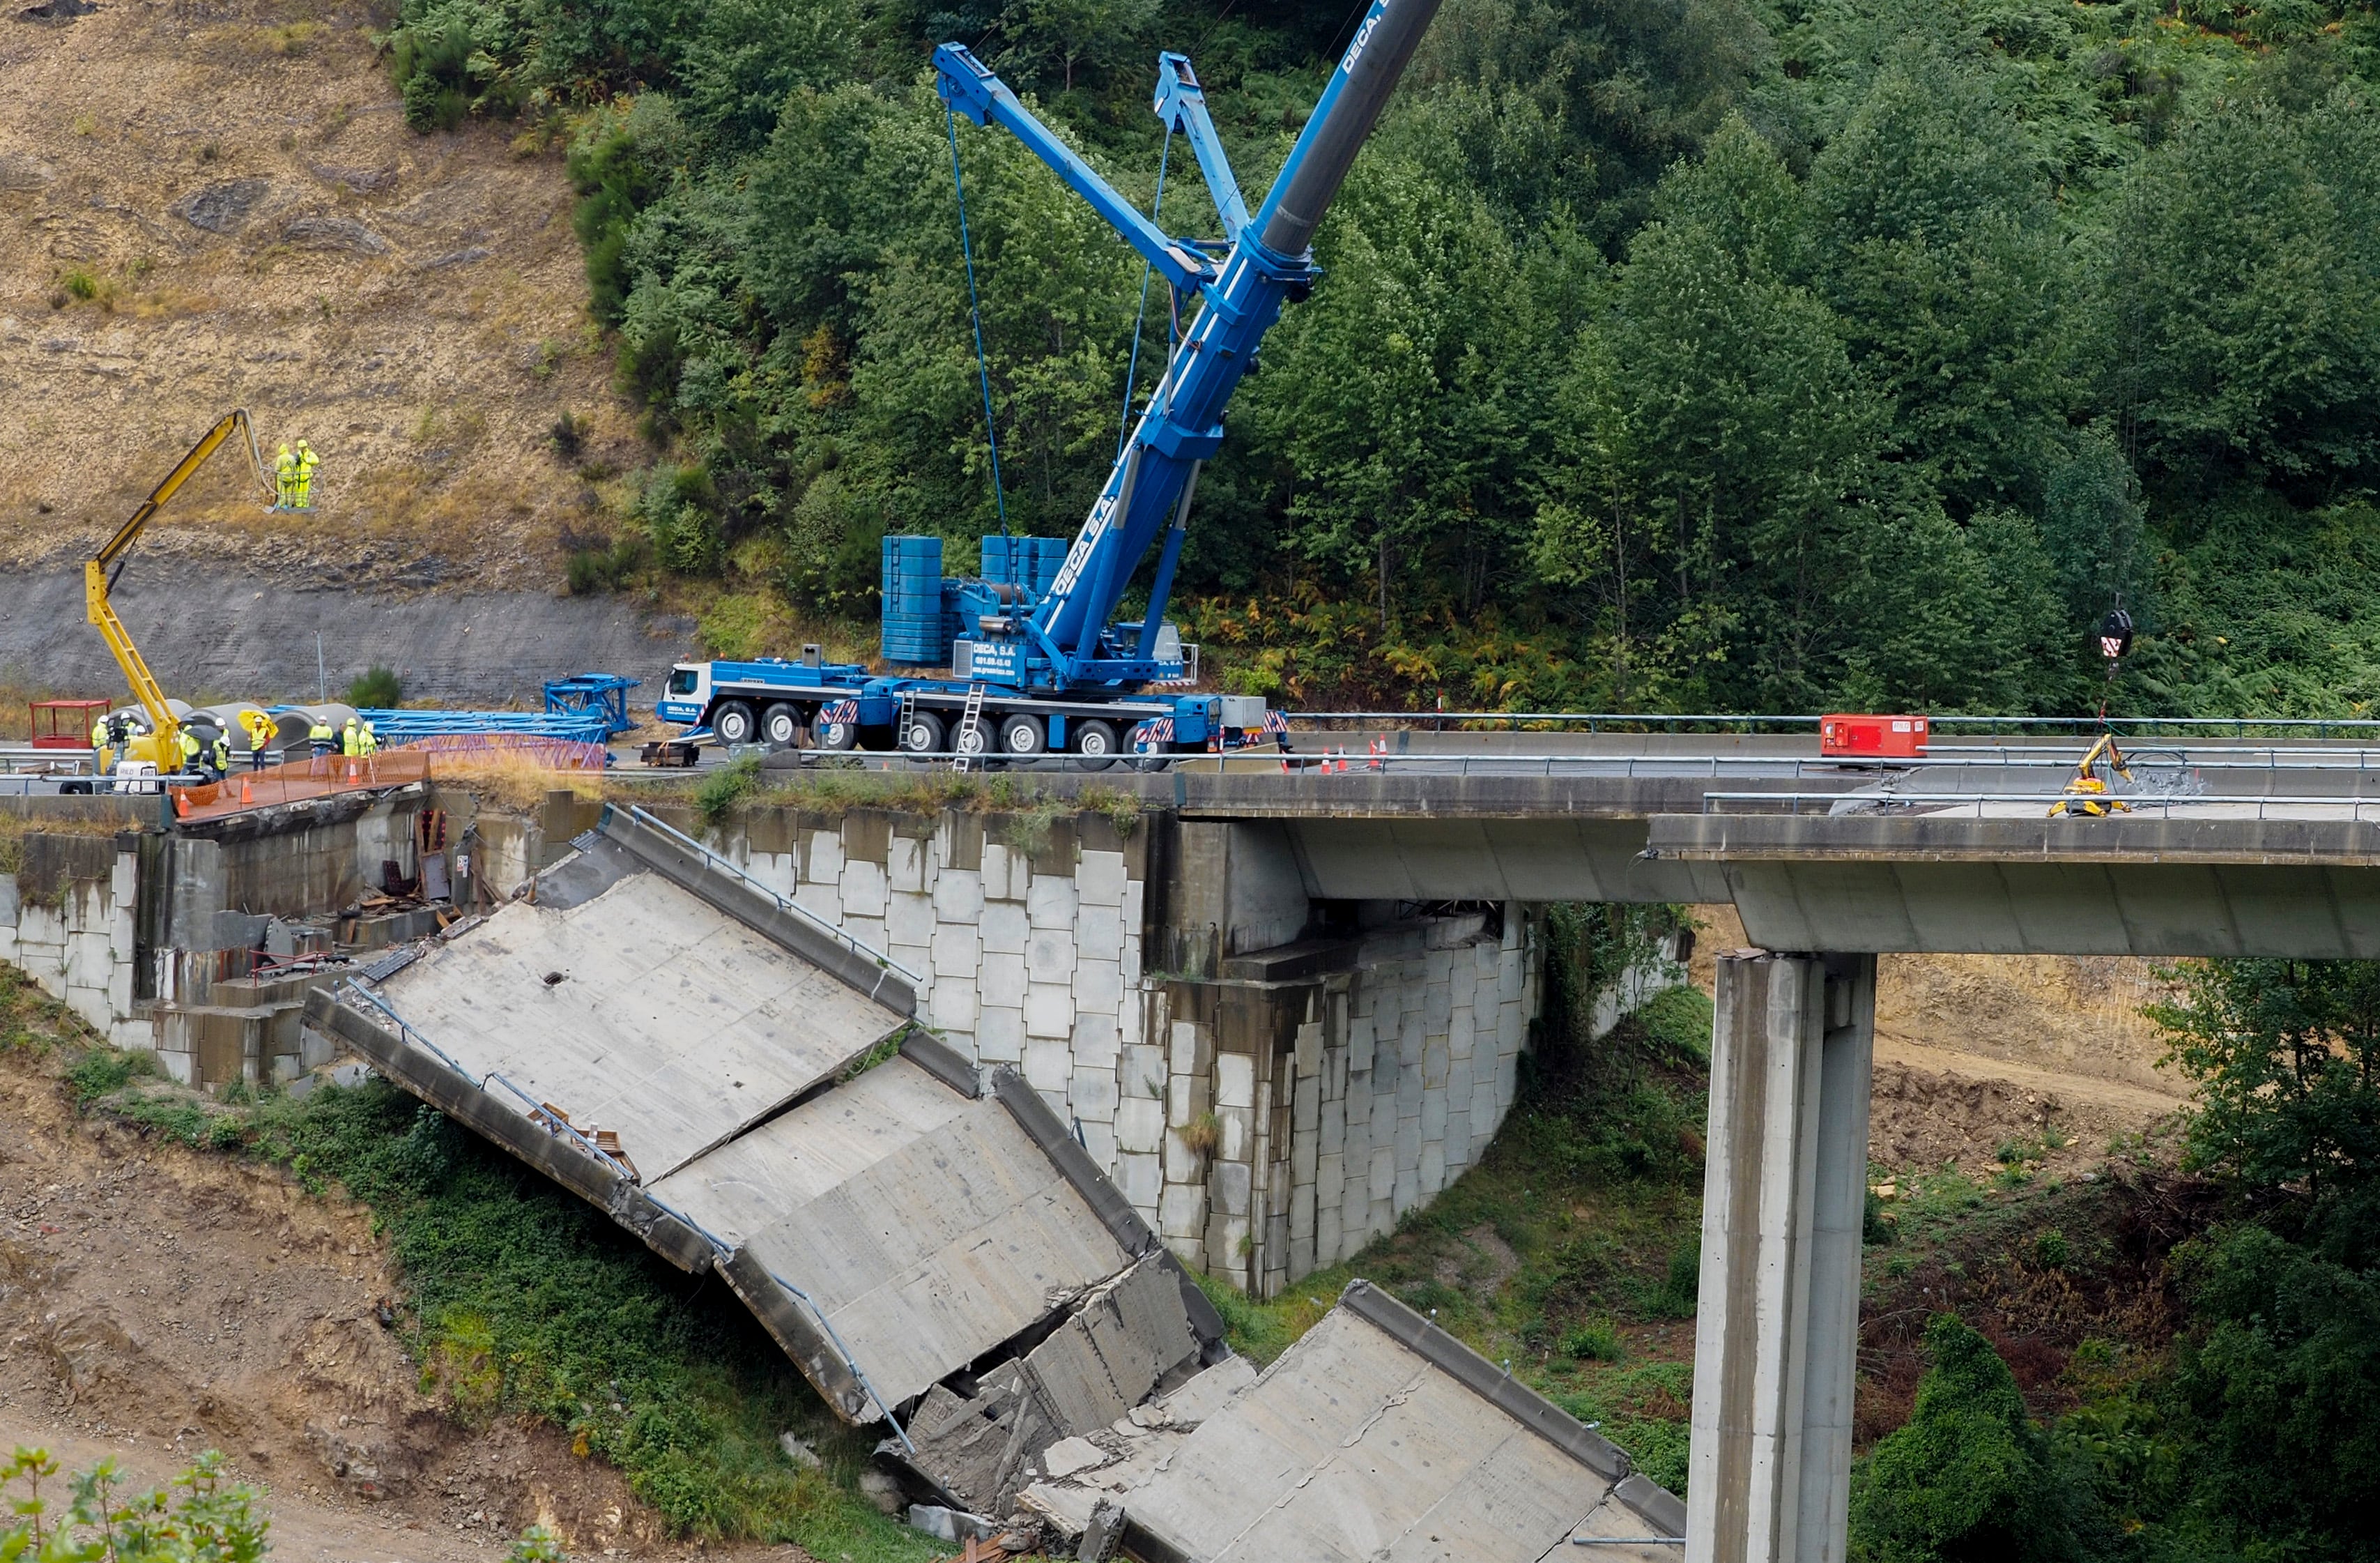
left=305, top=803, right=1682, bottom=1560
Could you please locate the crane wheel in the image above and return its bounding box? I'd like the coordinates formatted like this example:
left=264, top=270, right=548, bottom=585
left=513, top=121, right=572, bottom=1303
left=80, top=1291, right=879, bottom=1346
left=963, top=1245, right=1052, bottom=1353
left=999, top=713, right=1046, bottom=756
left=1070, top=719, right=1118, bottom=771
left=815, top=717, right=860, bottom=752
left=900, top=711, right=947, bottom=756
left=762, top=703, right=804, bottom=747
left=714, top=701, right=757, bottom=747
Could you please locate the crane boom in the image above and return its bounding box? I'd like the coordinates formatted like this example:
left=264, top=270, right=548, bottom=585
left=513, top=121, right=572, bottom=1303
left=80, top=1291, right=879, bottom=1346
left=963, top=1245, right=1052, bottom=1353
left=85, top=410, right=275, bottom=761
left=933, top=0, right=1443, bottom=693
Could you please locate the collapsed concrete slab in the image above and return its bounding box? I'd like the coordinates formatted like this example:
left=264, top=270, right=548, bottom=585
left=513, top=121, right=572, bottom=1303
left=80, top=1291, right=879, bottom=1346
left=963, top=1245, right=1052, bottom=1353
left=305, top=805, right=1223, bottom=1433
left=301, top=802, right=1683, bottom=1557
left=1019, top=1281, right=1687, bottom=1562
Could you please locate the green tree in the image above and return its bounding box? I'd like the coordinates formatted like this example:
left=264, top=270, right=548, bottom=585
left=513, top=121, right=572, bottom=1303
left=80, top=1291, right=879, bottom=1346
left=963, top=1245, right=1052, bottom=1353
left=2149, top=957, right=2380, bottom=1198
left=1808, top=45, right=2075, bottom=517
left=2101, top=89, right=2380, bottom=498
left=1850, top=1314, right=2096, bottom=1563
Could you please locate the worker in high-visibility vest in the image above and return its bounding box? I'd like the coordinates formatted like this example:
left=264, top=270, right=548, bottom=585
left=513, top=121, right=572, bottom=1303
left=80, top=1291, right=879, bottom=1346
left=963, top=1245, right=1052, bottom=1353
left=340, top=715, right=362, bottom=757
left=357, top=719, right=378, bottom=756
left=294, top=440, right=319, bottom=509
left=90, top=717, right=112, bottom=775
left=177, top=726, right=201, bottom=776
left=243, top=710, right=277, bottom=770
left=208, top=731, right=231, bottom=779
left=275, top=444, right=298, bottom=510
left=308, top=717, right=335, bottom=758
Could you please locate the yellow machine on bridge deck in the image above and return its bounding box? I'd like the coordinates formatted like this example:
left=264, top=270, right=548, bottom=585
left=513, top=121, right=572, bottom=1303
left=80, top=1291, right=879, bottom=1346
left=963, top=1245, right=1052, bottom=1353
left=2049, top=732, right=2135, bottom=818
left=86, top=410, right=277, bottom=772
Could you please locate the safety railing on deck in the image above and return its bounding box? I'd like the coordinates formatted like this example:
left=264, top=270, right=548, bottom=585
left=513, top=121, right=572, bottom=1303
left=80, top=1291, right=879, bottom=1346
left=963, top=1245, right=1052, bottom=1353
left=1156, top=749, right=2380, bottom=779
left=1291, top=711, right=2380, bottom=738
left=171, top=750, right=433, bottom=821
left=1699, top=790, right=2380, bottom=820
left=336, top=977, right=916, bottom=1450
left=622, top=805, right=923, bottom=993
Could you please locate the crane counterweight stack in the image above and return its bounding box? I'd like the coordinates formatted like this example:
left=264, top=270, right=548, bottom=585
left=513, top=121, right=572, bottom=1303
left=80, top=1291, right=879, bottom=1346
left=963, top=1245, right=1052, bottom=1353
left=660, top=0, right=1447, bottom=758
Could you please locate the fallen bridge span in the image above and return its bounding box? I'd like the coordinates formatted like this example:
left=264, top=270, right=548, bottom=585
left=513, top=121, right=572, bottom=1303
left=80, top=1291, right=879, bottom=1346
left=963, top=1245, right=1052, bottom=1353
left=301, top=802, right=1682, bottom=1558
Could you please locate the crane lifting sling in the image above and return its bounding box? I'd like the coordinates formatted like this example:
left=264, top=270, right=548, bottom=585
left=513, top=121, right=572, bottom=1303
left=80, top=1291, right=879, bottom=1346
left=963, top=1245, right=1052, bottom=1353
left=86, top=410, right=276, bottom=770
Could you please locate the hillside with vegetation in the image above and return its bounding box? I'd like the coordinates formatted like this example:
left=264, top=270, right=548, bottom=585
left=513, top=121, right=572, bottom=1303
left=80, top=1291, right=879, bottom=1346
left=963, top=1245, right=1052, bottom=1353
left=367, top=0, right=2380, bottom=715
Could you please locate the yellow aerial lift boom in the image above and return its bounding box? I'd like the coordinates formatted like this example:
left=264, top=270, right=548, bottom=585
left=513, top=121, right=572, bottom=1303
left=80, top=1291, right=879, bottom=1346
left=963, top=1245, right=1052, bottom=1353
left=86, top=410, right=276, bottom=770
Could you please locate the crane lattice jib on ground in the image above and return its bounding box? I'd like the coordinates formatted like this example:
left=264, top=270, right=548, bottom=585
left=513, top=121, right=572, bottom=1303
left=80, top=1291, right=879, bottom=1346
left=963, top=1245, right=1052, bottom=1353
left=932, top=0, right=1444, bottom=690
left=85, top=409, right=275, bottom=762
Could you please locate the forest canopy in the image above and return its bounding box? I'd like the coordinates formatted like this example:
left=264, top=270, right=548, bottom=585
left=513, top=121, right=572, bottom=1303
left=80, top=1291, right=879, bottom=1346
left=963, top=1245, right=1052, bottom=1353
left=385, top=0, right=2380, bottom=716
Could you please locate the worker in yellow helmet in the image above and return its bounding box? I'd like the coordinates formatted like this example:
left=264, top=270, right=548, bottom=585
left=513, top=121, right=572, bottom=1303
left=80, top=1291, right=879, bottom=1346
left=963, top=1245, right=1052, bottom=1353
left=294, top=440, right=318, bottom=510
left=275, top=444, right=298, bottom=510
left=357, top=719, right=378, bottom=756
left=243, top=709, right=277, bottom=770
left=177, top=726, right=200, bottom=777
left=89, top=715, right=112, bottom=776
left=340, top=715, right=361, bottom=757
left=208, top=731, right=231, bottom=780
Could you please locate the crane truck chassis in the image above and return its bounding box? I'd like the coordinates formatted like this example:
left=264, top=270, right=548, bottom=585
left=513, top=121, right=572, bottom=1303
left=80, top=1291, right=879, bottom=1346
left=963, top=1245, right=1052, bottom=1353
left=658, top=0, right=1443, bottom=765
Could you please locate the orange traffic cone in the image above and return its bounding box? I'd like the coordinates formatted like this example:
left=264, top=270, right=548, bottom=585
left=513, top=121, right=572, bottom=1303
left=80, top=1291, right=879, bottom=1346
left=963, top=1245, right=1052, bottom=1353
left=173, top=789, right=190, bottom=818
left=240, top=776, right=254, bottom=805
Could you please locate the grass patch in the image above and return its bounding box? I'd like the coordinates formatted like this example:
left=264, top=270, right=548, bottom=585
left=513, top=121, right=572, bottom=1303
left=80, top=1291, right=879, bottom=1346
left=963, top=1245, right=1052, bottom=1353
left=695, top=752, right=764, bottom=823
left=429, top=754, right=601, bottom=815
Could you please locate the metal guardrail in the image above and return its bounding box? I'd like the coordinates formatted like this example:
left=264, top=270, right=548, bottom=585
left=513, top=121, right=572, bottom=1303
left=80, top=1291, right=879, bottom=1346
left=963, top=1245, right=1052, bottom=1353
left=1700, top=790, right=2380, bottom=820
left=1291, top=711, right=2380, bottom=738
left=753, top=745, right=2380, bottom=781
left=1169, top=750, right=2380, bottom=779
left=622, top=805, right=923, bottom=992
left=337, top=978, right=916, bottom=1451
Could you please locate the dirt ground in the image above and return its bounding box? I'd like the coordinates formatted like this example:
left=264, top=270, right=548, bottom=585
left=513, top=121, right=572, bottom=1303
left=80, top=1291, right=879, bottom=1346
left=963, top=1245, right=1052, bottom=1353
left=0, top=1048, right=806, bottom=1562
left=1687, top=906, right=2192, bottom=1178
left=0, top=0, right=642, bottom=589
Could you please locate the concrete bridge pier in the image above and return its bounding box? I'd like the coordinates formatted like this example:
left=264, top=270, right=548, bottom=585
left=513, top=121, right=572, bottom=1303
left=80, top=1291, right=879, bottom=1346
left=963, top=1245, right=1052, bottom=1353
left=1687, top=949, right=1875, bottom=1563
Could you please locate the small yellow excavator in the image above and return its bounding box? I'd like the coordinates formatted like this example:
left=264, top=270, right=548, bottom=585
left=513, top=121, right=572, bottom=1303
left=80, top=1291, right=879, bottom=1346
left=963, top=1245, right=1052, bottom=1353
left=86, top=411, right=277, bottom=772
left=2049, top=732, right=2135, bottom=818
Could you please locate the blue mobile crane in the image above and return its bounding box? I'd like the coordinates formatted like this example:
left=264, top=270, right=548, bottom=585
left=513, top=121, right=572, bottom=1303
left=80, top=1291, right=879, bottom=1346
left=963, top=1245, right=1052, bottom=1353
left=656, top=0, right=1445, bottom=762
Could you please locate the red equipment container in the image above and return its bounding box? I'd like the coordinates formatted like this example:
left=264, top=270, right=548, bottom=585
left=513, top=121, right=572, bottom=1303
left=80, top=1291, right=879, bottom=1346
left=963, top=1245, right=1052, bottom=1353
left=1819, top=712, right=1929, bottom=758
left=31, top=699, right=112, bottom=749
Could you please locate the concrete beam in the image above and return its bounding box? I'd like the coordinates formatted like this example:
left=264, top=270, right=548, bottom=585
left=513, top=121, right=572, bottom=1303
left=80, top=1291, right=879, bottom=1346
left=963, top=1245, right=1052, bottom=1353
left=1646, top=814, right=2380, bottom=955
left=1279, top=816, right=1729, bottom=903
left=1687, top=951, right=1873, bottom=1563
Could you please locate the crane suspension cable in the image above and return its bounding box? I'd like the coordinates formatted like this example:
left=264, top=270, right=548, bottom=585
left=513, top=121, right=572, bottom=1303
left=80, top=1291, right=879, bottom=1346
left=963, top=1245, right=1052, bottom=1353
left=1118, top=126, right=1173, bottom=459
left=946, top=106, right=1011, bottom=537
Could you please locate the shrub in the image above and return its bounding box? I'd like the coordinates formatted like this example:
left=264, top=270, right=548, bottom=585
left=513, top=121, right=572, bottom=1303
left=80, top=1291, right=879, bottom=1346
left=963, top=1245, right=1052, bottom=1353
left=567, top=535, right=645, bottom=596
left=1, top=1447, right=268, bottom=1561
left=1645, top=1239, right=1700, bottom=1320
left=346, top=665, right=404, bottom=708
left=1850, top=1314, right=2097, bottom=1563
left=1563, top=1321, right=1623, bottom=1362
left=391, top=17, right=479, bottom=133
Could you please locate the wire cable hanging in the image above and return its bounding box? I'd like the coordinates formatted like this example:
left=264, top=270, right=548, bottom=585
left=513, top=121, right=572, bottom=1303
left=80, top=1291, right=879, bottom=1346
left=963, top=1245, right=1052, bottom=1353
left=1119, top=125, right=1174, bottom=459
left=946, top=106, right=1011, bottom=537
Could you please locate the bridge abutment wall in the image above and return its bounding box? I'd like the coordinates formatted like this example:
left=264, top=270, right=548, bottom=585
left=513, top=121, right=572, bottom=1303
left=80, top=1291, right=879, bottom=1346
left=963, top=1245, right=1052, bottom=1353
left=685, top=803, right=1545, bottom=1297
